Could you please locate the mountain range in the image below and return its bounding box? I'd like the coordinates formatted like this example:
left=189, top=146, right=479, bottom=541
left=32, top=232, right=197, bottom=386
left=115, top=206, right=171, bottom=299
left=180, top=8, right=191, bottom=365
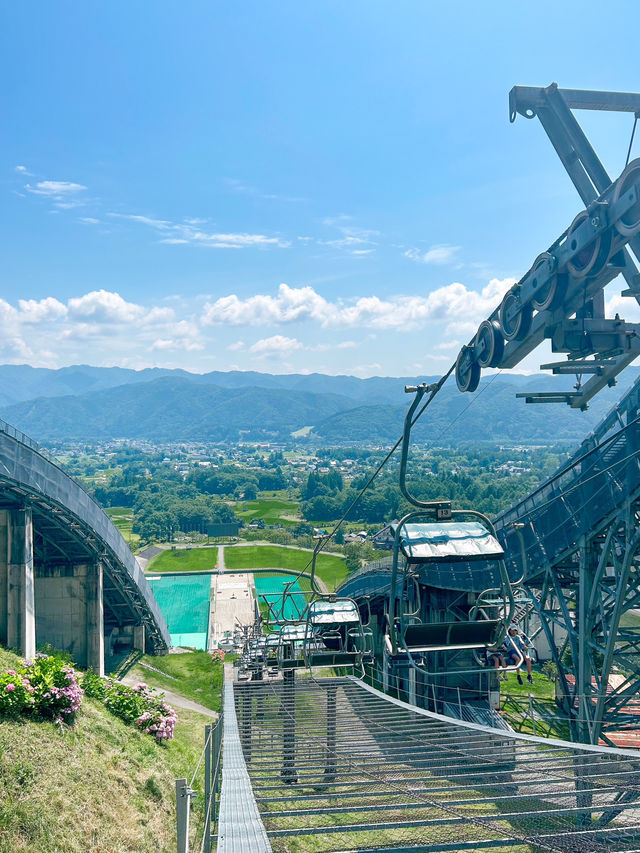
left=0, top=364, right=637, bottom=446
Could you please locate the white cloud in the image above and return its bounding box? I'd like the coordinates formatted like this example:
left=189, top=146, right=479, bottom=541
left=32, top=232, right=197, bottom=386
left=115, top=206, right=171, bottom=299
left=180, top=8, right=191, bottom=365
left=202, top=278, right=514, bottom=331
left=108, top=213, right=171, bottom=229
left=141, top=306, right=176, bottom=325
left=186, top=231, right=291, bottom=249
left=202, top=283, right=328, bottom=326
left=79, top=217, right=101, bottom=225
left=249, top=335, right=304, bottom=356
left=351, top=363, right=382, bottom=378
left=321, top=219, right=379, bottom=254
left=405, top=244, right=461, bottom=266
left=14, top=165, right=32, bottom=175
left=607, top=293, right=640, bottom=322
left=68, top=290, right=146, bottom=324
left=18, top=297, right=67, bottom=323
left=150, top=336, right=203, bottom=352
left=109, top=211, right=290, bottom=249
left=227, top=340, right=245, bottom=351
left=25, top=180, right=87, bottom=196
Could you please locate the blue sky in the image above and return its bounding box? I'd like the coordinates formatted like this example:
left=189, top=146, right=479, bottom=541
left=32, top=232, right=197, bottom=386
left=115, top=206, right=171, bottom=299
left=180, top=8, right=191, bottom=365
left=1, top=1, right=639, bottom=377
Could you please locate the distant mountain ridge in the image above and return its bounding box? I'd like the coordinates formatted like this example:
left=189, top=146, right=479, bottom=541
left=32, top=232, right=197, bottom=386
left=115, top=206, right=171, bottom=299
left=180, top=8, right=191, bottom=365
left=0, top=363, right=638, bottom=445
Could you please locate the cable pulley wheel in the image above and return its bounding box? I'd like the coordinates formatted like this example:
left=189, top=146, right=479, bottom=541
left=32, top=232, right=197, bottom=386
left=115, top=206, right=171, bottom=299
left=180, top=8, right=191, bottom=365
left=566, top=210, right=611, bottom=279
left=455, top=345, right=481, bottom=393
left=530, top=252, right=564, bottom=312
left=499, top=290, right=533, bottom=341
left=475, top=320, right=504, bottom=368
left=612, top=157, right=640, bottom=237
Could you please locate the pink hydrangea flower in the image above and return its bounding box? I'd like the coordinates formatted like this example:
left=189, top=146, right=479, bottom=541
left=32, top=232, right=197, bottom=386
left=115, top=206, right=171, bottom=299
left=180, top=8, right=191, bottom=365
left=5, top=683, right=15, bottom=692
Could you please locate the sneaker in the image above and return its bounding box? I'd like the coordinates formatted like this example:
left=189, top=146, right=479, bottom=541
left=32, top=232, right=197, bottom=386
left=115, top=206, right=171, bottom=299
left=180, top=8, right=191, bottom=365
left=527, top=675, right=534, bottom=684
left=517, top=673, right=523, bottom=685
left=501, top=674, right=508, bottom=681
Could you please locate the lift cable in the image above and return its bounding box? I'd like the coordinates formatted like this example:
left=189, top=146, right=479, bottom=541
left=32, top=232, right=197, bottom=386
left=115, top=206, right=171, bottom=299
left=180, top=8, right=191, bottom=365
left=625, top=111, right=640, bottom=168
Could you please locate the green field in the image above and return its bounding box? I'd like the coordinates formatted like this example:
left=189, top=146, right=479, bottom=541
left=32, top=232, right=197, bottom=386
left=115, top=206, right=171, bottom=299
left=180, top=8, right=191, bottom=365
left=224, top=544, right=348, bottom=590
left=235, top=496, right=300, bottom=527
left=146, top=547, right=219, bottom=573
left=105, top=506, right=140, bottom=549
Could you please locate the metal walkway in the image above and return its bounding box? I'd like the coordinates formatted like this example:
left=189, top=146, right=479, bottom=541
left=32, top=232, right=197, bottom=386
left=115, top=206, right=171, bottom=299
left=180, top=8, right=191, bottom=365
left=219, top=675, right=640, bottom=852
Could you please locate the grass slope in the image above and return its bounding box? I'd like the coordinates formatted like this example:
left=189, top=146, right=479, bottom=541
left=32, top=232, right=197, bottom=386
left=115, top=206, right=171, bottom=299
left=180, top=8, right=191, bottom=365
left=224, top=544, right=348, bottom=589
left=105, top=506, right=140, bottom=549
left=235, top=497, right=299, bottom=527
left=146, top=547, right=219, bottom=573
left=0, top=646, right=212, bottom=853
left=128, top=651, right=223, bottom=712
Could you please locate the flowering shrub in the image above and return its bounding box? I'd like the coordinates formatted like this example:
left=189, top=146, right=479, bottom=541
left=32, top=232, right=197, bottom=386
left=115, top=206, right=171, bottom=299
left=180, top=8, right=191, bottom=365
left=0, top=669, right=35, bottom=717
left=0, top=654, right=83, bottom=724
left=211, top=649, right=225, bottom=662
left=103, top=681, right=177, bottom=742
left=22, top=654, right=84, bottom=723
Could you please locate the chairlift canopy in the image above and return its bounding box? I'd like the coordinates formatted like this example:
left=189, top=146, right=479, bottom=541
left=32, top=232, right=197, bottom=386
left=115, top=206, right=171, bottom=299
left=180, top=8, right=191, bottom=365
left=308, top=599, right=360, bottom=625
left=391, top=521, right=504, bottom=562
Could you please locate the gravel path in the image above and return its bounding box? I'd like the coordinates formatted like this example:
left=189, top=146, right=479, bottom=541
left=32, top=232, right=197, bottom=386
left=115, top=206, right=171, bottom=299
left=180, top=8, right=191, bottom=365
left=119, top=672, right=218, bottom=719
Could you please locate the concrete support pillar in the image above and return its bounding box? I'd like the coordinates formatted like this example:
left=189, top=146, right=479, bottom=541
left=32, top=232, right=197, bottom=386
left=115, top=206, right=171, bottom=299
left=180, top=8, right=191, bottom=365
left=133, top=624, right=146, bottom=655
left=86, top=560, right=104, bottom=676
left=0, top=510, right=8, bottom=646
left=5, top=507, right=36, bottom=660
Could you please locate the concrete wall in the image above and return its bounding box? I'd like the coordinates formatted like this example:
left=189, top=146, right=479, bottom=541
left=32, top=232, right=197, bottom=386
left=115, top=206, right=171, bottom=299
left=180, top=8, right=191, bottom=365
left=35, top=561, right=104, bottom=675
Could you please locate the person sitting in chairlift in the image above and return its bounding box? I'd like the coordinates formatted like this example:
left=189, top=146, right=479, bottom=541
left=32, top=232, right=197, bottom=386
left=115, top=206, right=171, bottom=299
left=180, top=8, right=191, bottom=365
left=506, top=624, right=534, bottom=685
left=486, top=645, right=508, bottom=681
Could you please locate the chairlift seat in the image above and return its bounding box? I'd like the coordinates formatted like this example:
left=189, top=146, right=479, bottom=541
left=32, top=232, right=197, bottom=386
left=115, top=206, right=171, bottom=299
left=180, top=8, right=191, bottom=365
left=400, top=619, right=500, bottom=652
left=306, top=651, right=360, bottom=668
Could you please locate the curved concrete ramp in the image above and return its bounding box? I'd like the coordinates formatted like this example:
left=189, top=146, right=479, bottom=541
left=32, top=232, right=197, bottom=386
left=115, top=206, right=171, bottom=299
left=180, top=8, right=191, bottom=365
left=0, top=421, right=170, bottom=670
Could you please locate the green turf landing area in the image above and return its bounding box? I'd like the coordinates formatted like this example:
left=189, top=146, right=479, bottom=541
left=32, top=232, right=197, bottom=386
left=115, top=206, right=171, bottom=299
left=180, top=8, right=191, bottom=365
left=146, top=574, right=211, bottom=650
left=254, top=574, right=306, bottom=624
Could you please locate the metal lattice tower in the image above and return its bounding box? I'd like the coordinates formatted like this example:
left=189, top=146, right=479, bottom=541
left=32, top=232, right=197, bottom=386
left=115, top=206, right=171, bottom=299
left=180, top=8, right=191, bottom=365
left=495, top=374, right=640, bottom=748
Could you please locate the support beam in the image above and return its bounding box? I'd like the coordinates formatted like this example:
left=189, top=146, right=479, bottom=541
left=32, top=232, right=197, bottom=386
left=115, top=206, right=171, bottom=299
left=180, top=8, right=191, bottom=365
left=0, top=507, right=36, bottom=659
left=86, top=560, right=105, bottom=676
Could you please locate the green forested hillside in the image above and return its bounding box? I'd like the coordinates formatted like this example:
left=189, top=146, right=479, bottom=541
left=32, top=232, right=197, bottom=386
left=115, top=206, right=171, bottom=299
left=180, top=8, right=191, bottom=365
left=1, top=366, right=638, bottom=445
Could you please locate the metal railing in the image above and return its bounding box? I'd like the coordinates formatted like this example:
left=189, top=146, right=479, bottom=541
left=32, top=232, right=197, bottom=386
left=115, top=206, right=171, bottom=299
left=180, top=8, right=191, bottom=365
left=176, top=714, right=223, bottom=853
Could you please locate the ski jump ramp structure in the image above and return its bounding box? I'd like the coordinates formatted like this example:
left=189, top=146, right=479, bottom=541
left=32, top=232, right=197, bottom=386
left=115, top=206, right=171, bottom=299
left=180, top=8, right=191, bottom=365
left=0, top=419, right=170, bottom=674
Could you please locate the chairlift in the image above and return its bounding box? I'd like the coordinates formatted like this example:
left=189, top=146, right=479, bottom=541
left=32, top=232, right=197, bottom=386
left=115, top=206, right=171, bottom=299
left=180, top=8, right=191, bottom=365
left=302, top=597, right=373, bottom=671
left=384, top=384, right=518, bottom=675
left=277, top=623, right=308, bottom=669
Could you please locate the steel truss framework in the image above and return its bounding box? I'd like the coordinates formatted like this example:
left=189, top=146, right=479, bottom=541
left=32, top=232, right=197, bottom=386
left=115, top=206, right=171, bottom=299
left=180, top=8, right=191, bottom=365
left=455, top=84, right=640, bottom=408
left=495, top=377, right=640, bottom=746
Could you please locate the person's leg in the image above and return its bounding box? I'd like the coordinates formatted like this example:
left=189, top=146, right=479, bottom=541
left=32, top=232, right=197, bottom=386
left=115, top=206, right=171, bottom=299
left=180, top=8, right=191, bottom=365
left=524, top=654, right=533, bottom=682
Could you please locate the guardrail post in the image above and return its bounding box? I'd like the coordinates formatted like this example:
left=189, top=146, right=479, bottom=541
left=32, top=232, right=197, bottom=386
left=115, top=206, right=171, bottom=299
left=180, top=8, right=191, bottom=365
left=175, top=778, right=190, bottom=853
left=212, top=712, right=222, bottom=826
left=203, top=725, right=212, bottom=853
